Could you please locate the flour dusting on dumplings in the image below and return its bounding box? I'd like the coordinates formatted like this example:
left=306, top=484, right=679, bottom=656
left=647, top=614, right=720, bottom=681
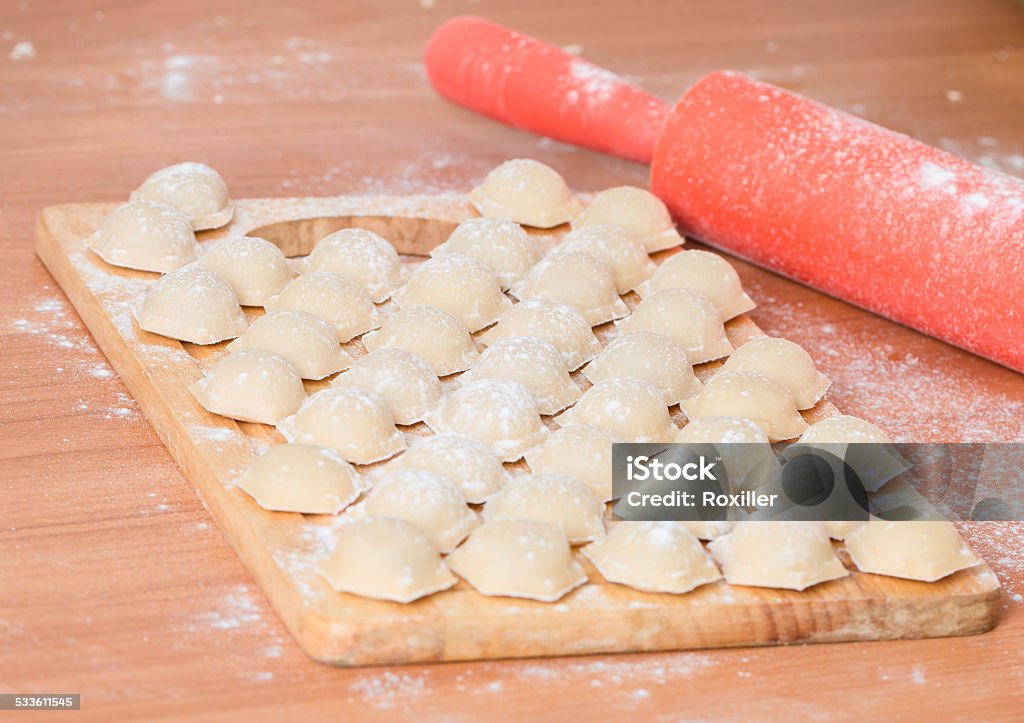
left=190, top=349, right=305, bottom=425
left=198, top=236, right=295, bottom=306
left=303, top=228, right=407, bottom=302
left=87, top=200, right=197, bottom=272
left=131, top=162, right=233, bottom=230
left=136, top=266, right=247, bottom=345
left=479, top=299, right=601, bottom=370
left=469, top=159, right=581, bottom=228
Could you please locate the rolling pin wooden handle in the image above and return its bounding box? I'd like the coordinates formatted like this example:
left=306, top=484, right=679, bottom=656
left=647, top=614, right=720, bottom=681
left=424, top=15, right=669, bottom=164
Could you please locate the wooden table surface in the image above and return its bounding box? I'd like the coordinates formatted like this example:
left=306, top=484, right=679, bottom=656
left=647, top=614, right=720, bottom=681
left=2, top=1, right=1023, bottom=720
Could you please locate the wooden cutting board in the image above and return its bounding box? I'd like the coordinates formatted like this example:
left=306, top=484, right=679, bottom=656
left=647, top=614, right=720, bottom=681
left=33, top=193, right=1002, bottom=667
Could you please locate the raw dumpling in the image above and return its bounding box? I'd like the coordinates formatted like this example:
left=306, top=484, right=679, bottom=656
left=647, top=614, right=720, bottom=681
left=721, top=337, right=829, bottom=409
left=381, top=434, right=510, bottom=503
left=197, top=236, right=295, bottom=306
left=677, top=416, right=768, bottom=445
left=190, top=350, right=305, bottom=425
left=554, top=225, right=655, bottom=294
left=583, top=331, right=702, bottom=405
left=844, top=520, right=980, bottom=582
left=235, top=443, right=365, bottom=514
left=227, top=310, right=351, bottom=380
left=555, top=377, right=676, bottom=443
left=447, top=519, right=587, bottom=602
left=277, top=387, right=406, bottom=465
left=637, top=250, right=755, bottom=320
left=797, top=415, right=905, bottom=492
left=362, top=305, right=478, bottom=376
left=87, top=200, right=197, bottom=272
left=303, top=228, right=407, bottom=302
left=573, top=186, right=683, bottom=253
left=131, top=162, right=233, bottom=230
left=479, top=299, right=601, bottom=371
left=682, top=521, right=735, bottom=540
left=425, top=379, right=548, bottom=462
left=524, top=423, right=619, bottom=502
left=483, top=473, right=605, bottom=544
left=582, top=522, right=721, bottom=593
left=393, top=253, right=511, bottom=332
left=676, top=416, right=777, bottom=490
left=799, top=415, right=892, bottom=444
left=264, top=271, right=380, bottom=342
left=136, top=266, right=247, bottom=344
left=469, top=159, right=582, bottom=228
left=460, top=336, right=582, bottom=415
left=510, top=251, right=628, bottom=326
left=682, top=371, right=807, bottom=442
left=317, top=516, right=457, bottom=603
left=331, top=348, right=441, bottom=425
left=616, top=288, right=733, bottom=364
left=431, top=217, right=534, bottom=289
left=708, top=521, right=849, bottom=590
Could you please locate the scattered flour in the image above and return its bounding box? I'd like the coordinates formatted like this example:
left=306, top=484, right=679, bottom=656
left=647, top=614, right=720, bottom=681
left=9, top=39, right=34, bottom=60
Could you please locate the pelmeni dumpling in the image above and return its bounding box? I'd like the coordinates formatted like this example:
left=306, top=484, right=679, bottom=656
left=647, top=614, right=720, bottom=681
left=844, top=520, right=980, bottom=582
left=131, top=162, right=233, bottom=230
left=235, top=443, right=365, bottom=514
left=460, top=336, right=581, bottom=415
left=554, top=225, right=655, bottom=294
left=479, top=299, right=601, bottom=371
left=510, top=251, right=628, bottom=326
left=676, top=416, right=776, bottom=490
left=356, top=470, right=478, bottom=553
left=197, top=236, right=295, bottom=306
left=583, top=331, right=702, bottom=405
left=362, top=305, right=478, bottom=376
left=797, top=415, right=904, bottom=492
left=799, top=415, right=892, bottom=445
left=228, top=310, right=351, bottom=380
left=381, top=434, right=510, bottom=503
left=447, top=519, right=587, bottom=602
left=708, top=521, right=848, bottom=590
left=317, top=516, right=457, bottom=603
left=582, top=522, right=722, bottom=593
left=190, top=350, right=305, bottom=425
left=469, top=159, right=582, bottom=228
left=264, top=271, right=380, bottom=342
left=87, top=200, right=197, bottom=272
left=431, top=217, right=534, bottom=289
left=483, top=474, right=605, bottom=544
left=682, top=371, right=807, bottom=442
left=555, top=377, right=676, bottom=443
left=637, top=250, right=755, bottom=320
left=425, top=379, right=548, bottom=462
left=393, top=254, right=510, bottom=332
left=720, top=337, right=829, bottom=409
left=330, top=348, right=440, bottom=425
left=136, top=266, right=247, bottom=344
left=303, top=228, right=407, bottom=302
left=573, top=186, right=683, bottom=253
left=277, top=387, right=406, bottom=465
left=524, top=423, right=618, bottom=502
left=616, top=288, right=733, bottom=364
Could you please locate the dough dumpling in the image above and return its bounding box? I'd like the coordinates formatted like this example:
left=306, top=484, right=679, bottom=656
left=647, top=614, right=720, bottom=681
left=844, top=520, right=980, bottom=582
left=362, top=305, right=478, bottom=376
left=637, top=250, right=755, bottom=320
left=479, top=299, right=601, bottom=371
left=235, top=443, right=365, bottom=514
left=277, top=387, right=406, bottom=465
left=190, top=350, right=305, bottom=425
left=394, top=253, right=511, bottom=332
left=682, top=371, right=807, bottom=442
left=573, top=186, right=683, bottom=253
left=381, top=434, right=510, bottom=503
left=616, top=288, right=733, bottom=364
left=583, top=331, right=702, bottom=405
left=87, top=200, right=197, bottom=272
left=425, top=379, right=548, bottom=462
left=469, top=159, right=582, bottom=228
left=510, top=251, right=628, bottom=326
left=524, top=423, right=618, bottom=502
left=264, top=271, right=380, bottom=342
left=483, top=473, right=605, bottom=544
left=228, top=310, right=351, bottom=380
left=799, top=415, right=892, bottom=444
left=676, top=416, right=777, bottom=490
left=136, top=266, right=247, bottom=345
left=448, top=519, right=587, bottom=602
left=555, top=377, right=676, bottom=443
left=721, top=337, right=830, bottom=409
left=431, top=217, right=534, bottom=289
left=331, top=348, right=441, bottom=425
left=131, top=162, right=233, bottom=230
left=554, top=225, right=655, bottom=294
left=303, top=228, right=407, bottom=302
left=582, top=522, right=721, bottom=593
left=797, top=415, right=905, bottom=492
left=460, top=336, right=582, bottom=415
left=708, top=521, right=848, bottom=590
left=317, top=516, right=457, bottom=603
left=197, top=236, right=295, bottom=306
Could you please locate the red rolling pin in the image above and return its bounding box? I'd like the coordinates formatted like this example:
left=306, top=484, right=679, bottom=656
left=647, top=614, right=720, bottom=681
left=425, top=16, right=1024, bottom=374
